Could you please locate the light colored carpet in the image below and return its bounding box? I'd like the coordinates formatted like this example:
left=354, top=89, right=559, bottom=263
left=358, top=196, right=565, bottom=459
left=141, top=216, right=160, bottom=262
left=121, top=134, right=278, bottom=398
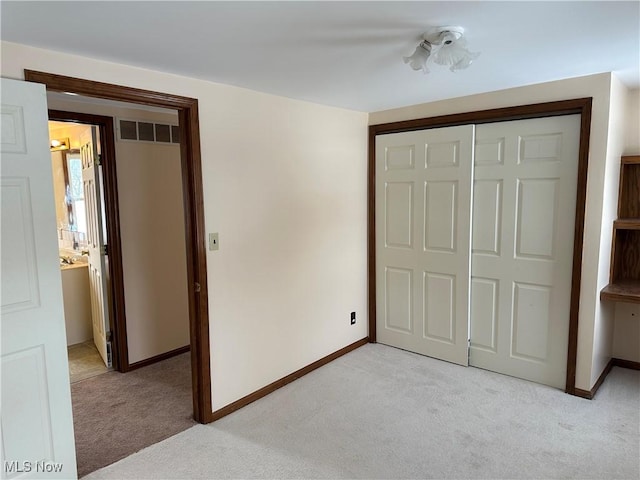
left=84, top=344, right=640, bottom=479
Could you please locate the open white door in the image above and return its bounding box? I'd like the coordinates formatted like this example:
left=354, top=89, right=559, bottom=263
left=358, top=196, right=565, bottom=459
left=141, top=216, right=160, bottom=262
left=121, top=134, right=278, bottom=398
left=1, top=78, right=77, bottom=477
left=80, top=127, right=111, bottom=368
left=375, top=125, right=474, bottom=366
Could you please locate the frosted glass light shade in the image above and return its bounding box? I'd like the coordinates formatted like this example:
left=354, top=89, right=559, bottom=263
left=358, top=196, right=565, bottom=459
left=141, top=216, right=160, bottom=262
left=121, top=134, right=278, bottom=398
left=449, top=51, right=480, bottom=71
left=433, top=41, right=480, bottom=71
left=403, top=42, right=431, bottom=74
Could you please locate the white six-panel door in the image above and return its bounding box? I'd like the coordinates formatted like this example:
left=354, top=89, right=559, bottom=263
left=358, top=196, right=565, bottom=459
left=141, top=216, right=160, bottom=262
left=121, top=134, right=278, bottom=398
left=1, top=78, right=77, bottom=478
left=80, top=127, right=111, bottom=368
left=376, top=126, right=475, bottom=366
left=469, top=115, right=580, bottom=388
left=375, top=115, right=580, bottom=389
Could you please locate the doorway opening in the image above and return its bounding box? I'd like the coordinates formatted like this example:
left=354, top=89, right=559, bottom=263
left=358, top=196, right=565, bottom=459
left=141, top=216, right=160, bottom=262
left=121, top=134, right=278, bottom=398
left=49, top=118, right=113, bottom=381
left=25, top=69, right=213, bottom=424
left=48, top=112, right=123, bottom=376
left=46, top=104, right=197, bottom=475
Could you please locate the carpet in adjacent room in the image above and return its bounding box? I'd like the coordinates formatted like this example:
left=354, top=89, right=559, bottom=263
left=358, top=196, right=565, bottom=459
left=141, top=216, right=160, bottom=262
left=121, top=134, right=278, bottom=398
left=71, top=352, right=195, bottom=478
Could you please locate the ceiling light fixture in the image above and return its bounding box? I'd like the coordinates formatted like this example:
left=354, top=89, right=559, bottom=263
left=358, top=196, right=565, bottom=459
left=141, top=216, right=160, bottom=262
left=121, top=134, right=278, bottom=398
left=50, top=138, right=70, bottom=151
left=403, top=26, right=479, bottom=74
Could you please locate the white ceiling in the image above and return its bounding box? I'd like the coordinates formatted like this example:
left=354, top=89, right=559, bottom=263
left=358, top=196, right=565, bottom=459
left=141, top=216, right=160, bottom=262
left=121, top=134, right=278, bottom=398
left=2, top=1, right=639, bottom=112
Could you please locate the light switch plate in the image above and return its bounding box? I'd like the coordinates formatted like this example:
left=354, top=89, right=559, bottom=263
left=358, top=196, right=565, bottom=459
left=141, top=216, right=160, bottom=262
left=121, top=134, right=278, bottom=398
left=209, top=233, right=219, bottom=251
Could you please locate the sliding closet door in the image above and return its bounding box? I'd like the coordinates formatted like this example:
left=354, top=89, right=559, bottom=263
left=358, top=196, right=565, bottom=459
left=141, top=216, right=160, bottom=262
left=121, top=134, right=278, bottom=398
left=470, top=115, right=580, bottom=388
left=375, top=126, right=474, bottom=366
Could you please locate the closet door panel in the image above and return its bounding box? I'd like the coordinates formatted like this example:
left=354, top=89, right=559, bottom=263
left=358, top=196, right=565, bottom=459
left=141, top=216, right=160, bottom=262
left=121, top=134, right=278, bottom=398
left=470, top=115, right=581, bottom=389
left=376, top=126, right=474, bottom=366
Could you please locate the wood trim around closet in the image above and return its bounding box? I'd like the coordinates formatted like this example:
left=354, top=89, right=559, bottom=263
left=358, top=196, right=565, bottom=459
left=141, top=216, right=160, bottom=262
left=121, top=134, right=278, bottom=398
left=25, top=70, right=213, bottom=423
left=367, top=97, right=593, bottom=396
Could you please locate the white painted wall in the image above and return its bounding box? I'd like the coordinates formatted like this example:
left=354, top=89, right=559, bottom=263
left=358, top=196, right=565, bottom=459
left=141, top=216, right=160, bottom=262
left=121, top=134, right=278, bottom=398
left=114, top=137, right=189, bottom=364
left=623, top=88, right=639, bottom=155
left=1, top=41, right=369, bottom=410
left=369, top=73, right=617, bottom=391
left=590, top=74, right=627, bottom=385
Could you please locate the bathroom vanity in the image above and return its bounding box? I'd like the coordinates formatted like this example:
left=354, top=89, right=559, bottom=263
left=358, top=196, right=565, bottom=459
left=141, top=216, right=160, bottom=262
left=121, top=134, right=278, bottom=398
left=61, top=262, right=92, bottom=346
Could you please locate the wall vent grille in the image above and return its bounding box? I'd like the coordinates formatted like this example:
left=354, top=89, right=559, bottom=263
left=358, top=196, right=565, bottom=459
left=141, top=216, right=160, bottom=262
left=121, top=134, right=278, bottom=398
left=117, top=118, right=180, bottom=145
